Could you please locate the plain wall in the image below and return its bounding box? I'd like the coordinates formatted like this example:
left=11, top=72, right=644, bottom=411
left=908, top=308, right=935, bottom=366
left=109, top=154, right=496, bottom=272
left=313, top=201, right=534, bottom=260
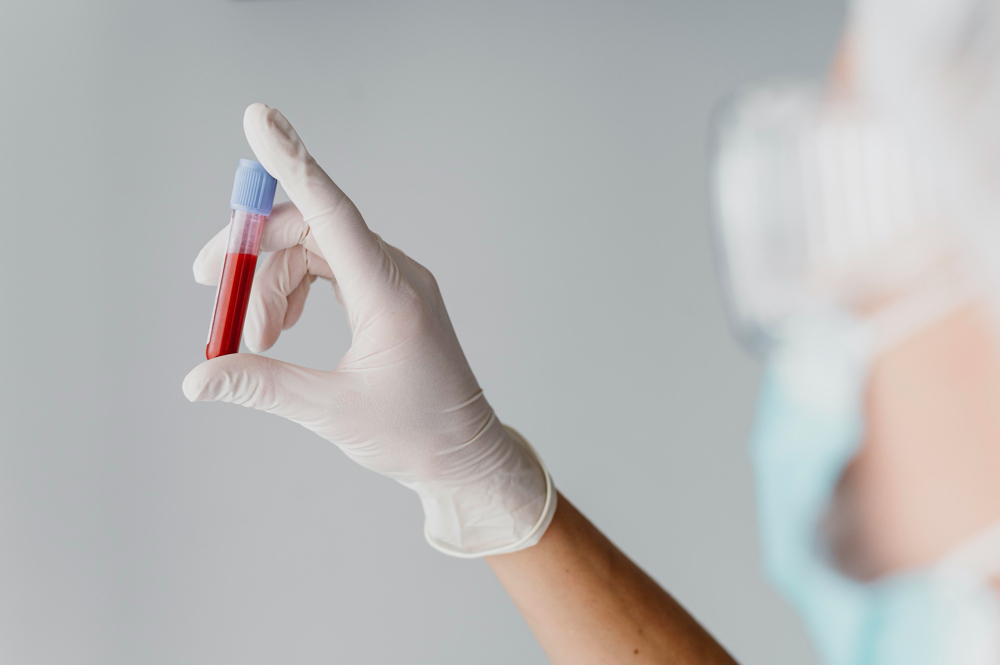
left=0, top=1, right=844, bottom=662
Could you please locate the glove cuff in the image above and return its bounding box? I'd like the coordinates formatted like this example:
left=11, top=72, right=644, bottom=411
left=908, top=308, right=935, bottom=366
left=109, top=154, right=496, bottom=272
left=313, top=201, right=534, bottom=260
left=421, top=425, right=557, bottom=558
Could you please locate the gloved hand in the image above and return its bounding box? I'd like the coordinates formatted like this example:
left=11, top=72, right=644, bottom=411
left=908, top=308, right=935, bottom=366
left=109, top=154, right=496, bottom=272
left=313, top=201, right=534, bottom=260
left=183, top=103, right=555, bottom=557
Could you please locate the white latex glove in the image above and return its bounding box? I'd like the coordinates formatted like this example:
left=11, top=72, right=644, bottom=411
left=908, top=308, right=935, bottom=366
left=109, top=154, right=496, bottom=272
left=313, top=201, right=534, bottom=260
left=183, top=104, right=555, bottom=557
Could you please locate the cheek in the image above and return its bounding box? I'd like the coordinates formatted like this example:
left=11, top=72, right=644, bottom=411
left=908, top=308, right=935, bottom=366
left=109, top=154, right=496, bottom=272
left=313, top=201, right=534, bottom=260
left=835, top=302, right=1000, bottom=576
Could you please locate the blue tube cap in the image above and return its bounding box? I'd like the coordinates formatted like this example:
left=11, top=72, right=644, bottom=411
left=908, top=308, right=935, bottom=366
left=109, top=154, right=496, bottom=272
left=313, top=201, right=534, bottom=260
left=230, top=159, right=277, bottom=216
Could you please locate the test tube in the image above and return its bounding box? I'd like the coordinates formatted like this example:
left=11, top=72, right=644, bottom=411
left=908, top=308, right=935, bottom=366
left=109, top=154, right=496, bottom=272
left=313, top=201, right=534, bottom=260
left=206, top=159, right=278, bottom=360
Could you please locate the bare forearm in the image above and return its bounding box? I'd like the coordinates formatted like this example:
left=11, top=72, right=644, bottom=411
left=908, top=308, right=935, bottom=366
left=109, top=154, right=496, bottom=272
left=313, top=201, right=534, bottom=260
left=487, top=494, right=736, bottom=664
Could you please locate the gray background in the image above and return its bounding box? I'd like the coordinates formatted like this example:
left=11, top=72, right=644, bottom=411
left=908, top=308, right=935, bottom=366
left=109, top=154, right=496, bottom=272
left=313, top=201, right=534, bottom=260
left=0, top=1, right=844, bottom=663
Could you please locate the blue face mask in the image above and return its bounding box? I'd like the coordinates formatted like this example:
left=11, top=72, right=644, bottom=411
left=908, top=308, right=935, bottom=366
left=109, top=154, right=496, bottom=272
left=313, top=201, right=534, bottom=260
left=751, top=315, right=1000, bottom=665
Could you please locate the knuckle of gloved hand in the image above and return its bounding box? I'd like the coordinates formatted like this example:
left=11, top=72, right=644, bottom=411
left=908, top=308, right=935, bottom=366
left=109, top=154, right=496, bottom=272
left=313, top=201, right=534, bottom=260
left=397, top=290, right=437, bottom=333
left=419, top=273, right=449, bottom=314
left=396, top=256, right=441, bottom=301
left=415, top=262, right=440, bottom=293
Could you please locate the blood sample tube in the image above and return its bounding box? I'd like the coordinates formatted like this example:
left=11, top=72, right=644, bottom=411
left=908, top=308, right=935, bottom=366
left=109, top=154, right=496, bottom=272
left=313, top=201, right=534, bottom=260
left=206, top=159, right=278, bottom=359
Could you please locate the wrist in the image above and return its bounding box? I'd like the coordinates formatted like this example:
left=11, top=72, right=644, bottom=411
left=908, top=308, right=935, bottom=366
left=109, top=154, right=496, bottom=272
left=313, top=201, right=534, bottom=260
left=418, top=424, right=557, bottom=557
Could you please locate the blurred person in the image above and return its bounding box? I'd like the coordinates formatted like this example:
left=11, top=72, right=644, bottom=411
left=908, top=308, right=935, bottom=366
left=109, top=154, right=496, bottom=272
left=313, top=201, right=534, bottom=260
left=180, top=1, right=1000, bottom=663
left=711, top=0, right=1000, bottom=660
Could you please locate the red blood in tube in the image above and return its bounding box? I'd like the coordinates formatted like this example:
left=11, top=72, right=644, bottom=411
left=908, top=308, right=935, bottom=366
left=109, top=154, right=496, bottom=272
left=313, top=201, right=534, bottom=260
left=206, top=252, right=259, bottom=359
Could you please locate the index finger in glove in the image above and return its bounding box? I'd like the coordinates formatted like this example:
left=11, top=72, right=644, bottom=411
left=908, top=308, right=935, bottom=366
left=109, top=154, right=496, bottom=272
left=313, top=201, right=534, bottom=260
left=243, top=103, right=385, bottom=307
